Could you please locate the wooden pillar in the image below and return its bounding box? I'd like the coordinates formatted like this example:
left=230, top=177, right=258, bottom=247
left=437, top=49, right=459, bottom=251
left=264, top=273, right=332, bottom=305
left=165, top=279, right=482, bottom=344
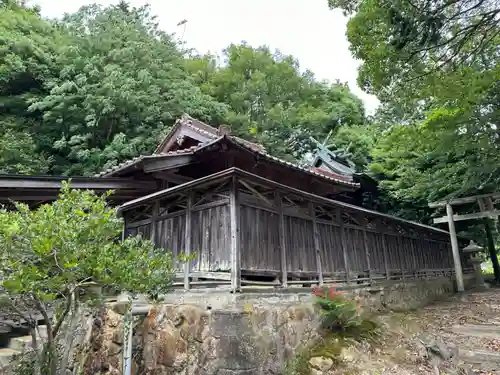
left=339, top=219, right=350, bottom=284
left=229, top=177, right=241, bottom=292
left=184, top=193, right=193, bottom=290
left=362, top=230, right=372, bottom=283
left=309, top=203, right=323, bottom=286
left=446, top=204, right=464, bottom=292
left=478, top=198, right=500, bottom=282
left=381, top=234, right=390, bottom=280
left=397, top=235, right=406, bottom=280
left=121, top=215, right=127, bottom=242
left=276, top=192, right=288, bottom=287
left=150, top=201, right=159, bottom=245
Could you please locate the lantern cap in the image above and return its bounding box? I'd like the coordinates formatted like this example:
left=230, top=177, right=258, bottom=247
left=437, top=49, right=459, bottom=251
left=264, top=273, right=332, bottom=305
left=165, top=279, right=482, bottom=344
left=463, top=240, right=483, bottom=253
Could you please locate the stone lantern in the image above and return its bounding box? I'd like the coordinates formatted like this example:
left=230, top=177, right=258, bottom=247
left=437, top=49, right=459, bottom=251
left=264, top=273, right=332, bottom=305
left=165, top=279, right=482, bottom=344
left=462, top=240, right=484, bottom=286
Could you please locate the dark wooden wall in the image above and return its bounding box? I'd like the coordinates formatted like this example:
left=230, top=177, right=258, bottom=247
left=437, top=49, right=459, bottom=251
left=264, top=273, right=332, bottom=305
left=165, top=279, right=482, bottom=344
left=238, top=202, right=455, bottom=284
left=123, top=171, right=466, bottom=290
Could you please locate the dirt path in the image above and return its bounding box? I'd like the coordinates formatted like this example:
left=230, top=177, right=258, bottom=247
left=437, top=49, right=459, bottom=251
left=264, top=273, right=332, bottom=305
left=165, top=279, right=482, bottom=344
left=336, top=287, right=500, bottom=375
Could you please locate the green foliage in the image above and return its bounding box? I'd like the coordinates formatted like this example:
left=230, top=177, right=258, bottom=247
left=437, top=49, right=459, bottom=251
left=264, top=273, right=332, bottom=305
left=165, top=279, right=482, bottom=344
left=187, top=43, right=366, bottom=159
left=0, top=2, right=367, bottom=175
left=327, top=0, right=500, bottom=229
left=0, top=118, right=51, bottom=174
left=313, top=286, right=379, bottom=341
left=332, top=124, right=380, bottom=171
left=0, top=183, right=175, bottom=374
left=0, top=182, right=174, bottom=299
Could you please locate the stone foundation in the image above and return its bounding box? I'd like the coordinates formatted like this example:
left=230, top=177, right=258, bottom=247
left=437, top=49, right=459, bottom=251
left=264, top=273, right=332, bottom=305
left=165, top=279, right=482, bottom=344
left=69, top=275, right=476, bottom=375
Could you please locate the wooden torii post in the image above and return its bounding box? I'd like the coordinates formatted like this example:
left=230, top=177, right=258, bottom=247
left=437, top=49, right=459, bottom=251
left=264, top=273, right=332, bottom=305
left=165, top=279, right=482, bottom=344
left=429, top=193, right=500, bottom=292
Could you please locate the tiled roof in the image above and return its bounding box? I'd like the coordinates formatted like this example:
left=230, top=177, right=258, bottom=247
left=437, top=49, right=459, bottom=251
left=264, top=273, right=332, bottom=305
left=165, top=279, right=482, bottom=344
left=153, top=114, right=264, bottom=154
left=97, top=136, right=360, bottom=188
left=95, top=145, right=204, bottom=177
left=228, top=137, right=359, bottom=188
left=96, top=113, right=359, bottom=188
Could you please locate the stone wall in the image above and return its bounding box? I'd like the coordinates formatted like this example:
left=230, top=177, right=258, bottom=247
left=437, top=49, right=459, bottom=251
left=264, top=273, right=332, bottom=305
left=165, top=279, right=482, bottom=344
left=70, top=275, right=476, bottom=375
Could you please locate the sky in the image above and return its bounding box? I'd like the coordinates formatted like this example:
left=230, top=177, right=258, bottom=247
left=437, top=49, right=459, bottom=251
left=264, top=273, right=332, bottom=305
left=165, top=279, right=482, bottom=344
left=32, top=0, right=380, bottom=114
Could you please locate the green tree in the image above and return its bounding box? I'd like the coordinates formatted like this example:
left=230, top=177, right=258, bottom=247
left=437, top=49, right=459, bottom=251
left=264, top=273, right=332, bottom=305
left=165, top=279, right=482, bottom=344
left=0, top=0, right=67, bottom=174
left=328, top=0, right=500, bottom=203
left=187, top=43, right=366, bottom=159
left=0, top=184, right=174, bottom=375
left=27, top=3, right=227, bottom=175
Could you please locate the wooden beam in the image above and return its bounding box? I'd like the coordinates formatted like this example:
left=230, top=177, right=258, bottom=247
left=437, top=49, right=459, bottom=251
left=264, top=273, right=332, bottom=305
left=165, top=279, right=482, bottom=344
left=152, top=171, right=194, bottom=185
left=309, top=203, right=324, bottom=286
left=0, top=176, right=157, bottom=190
left=446, top=204, right=464, bottom=292
left=433, top=210, right=500, bottom=224
left=239, top=179, right=274, bottom=208
left=142, top=155, right=194, bottom=173
left=184, top=193, right=193, bottom=290
left=429, top=192, right=500, bottom=208
left=229, top=176, right=241, bottom=292
left=276, top=192, right=288, bottom=288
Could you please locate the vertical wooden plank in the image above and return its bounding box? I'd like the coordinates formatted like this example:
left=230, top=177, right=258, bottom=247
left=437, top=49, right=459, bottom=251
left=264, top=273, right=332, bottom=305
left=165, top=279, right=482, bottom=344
left=150, top=201, right=159, bottom=245
left=446, top=204, right=464, bottom=292
left=276, top=192, right=288, bottom=287
left=362, top=229, right=372, bottom=283
left=309, top=203, right=324, bottom=286
left=230, top=177, right=241, bottom=292
left=184, top=193, right=193, bottom=290
left=381, top=233, right=390, bottom=280
left=339, top=216, right=350, bottom=284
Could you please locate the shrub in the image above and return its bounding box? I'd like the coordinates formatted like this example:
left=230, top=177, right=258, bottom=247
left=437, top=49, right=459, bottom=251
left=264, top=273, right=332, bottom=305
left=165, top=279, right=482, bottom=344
left=0, top=183, right=176, bottom=375
left=313, top=286, right=379, bottom=341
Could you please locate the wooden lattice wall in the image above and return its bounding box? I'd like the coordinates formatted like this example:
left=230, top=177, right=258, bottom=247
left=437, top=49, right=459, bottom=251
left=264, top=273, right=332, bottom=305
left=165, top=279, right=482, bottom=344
left=122, top=169, right=470, bottom=290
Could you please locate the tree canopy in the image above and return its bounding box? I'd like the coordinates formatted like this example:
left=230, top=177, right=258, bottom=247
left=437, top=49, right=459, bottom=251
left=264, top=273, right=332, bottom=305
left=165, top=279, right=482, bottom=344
left=0, top=1, right=366, bottom=174
left=328, top=0, right=499, bottom=220
left=3, top=0, right=500, bottom=236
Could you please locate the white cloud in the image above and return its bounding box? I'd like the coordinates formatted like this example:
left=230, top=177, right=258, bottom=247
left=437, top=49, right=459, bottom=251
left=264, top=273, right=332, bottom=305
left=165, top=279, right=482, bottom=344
left=33, top=0, right=380, bottom=114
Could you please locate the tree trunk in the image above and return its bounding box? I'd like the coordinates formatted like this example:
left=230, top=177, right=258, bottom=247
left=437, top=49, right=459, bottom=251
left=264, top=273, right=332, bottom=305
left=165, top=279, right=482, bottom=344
left=484, top=218, right=500, bottom=283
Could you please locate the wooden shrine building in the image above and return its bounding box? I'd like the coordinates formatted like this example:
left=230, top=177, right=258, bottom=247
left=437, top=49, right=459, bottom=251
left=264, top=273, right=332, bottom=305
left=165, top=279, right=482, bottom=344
left=93, top=114, right=469, bottom=291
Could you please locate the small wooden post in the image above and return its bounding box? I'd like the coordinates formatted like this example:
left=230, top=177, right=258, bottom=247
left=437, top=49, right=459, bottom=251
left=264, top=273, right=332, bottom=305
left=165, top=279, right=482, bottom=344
left=184, top=193, right=193, bottom=290
left=276, top=192, right=288, bottom=288
left=446, top=204, right=464, bottom=292
left=150, top=201, right=159, bottom=245
left=381, top=234, right=390, bottom=280
left=362, top=230, right=372, bottom=283
left=309, top=203, right=323, bottom=286
left=229, top=177, right=241, bottom=292
left=339, top=219, right=350, bottom=284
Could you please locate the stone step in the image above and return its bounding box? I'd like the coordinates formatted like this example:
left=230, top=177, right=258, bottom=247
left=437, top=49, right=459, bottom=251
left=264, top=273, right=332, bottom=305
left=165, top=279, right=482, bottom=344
left=451, top=324, right=500, bottom=338
left=458, top=348, right=500, bottom=365
left=7, top=326, right=48, bottom=351
left=8, top=335, right=41, bottom=351
left=0, top=348, right=21, bottom=367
